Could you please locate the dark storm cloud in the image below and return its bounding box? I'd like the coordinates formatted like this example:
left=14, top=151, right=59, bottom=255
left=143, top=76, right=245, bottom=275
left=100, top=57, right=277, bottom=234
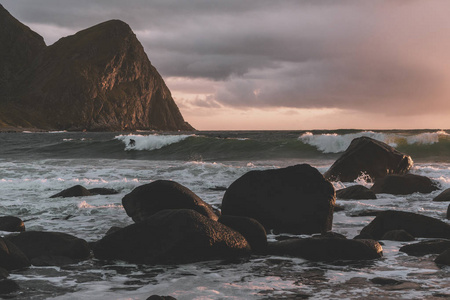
left=2, top=0, right=449, bottom=115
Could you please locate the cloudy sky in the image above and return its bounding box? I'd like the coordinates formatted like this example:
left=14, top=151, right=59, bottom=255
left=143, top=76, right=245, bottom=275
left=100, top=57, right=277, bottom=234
left=2, top=0, right=450, bottom=130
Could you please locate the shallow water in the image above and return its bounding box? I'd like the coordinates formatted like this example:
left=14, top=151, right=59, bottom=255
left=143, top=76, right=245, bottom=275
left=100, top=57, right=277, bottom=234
left=0, top=131, right=449, bottom=299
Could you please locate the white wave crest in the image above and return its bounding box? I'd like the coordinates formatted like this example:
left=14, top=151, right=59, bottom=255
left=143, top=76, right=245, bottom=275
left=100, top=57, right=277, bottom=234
left=299, top=130, right=449, bottom=153
left=115, top=134, right=193, bottom=151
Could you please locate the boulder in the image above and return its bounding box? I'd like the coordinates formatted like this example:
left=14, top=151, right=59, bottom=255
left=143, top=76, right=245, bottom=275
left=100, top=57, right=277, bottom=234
left=381, top=230, right=415, bottom=241
left=50, top=185, right=92, bottom=198
left=267, top=238, right=383, bottom=261
left=0, top=216, right=25, bottom=232
left=93, top=209, right=251, bottom=264
left=399, top=240, right=450, bottom=256
left=324, top=137, right=413, bottom=182
left=88, top=188, right=119, bottom=195
left=221, top=164, right=335, bottom=234
left=359, top=211, right=450, bottom=240
left=370, top=174, right=438, bottom=195
left=435, top=249, right=450, bottom=266
left=122, top=180, right=218, bottom=222
left=0, top=237, right=30, bottom=271
left=433, top=188, right=450, bottom=202
left=6, top=231, right=91, bottom=266
left=218, top=215, right=267, bottom=253
left=336, top=185, right=376, bottom=200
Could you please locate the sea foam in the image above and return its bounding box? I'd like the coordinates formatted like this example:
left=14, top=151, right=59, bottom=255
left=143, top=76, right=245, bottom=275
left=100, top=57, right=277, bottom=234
left=115, top=134, right=193, bottom=151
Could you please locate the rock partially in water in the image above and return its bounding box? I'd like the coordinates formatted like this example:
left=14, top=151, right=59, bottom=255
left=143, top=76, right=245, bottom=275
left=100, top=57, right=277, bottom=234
left=0, top=237, right=30, bottom=271
left=0, top=279, right=20, bottom=295
left=93, top=209, right=251, bottom=264
left=221, top=164, right=335, bottom=234
left=435, top=249, right=450, bottom=266
left=0, top=216, right=25, bottom=232
left=50, top=185, right=92, bottom=198
left=88, top=188, right=119, bottom=195
left=6, top=231, right=91, bottom=266
left=267, top=237, right=383, bottom=261
left=122, top=180, right=218, bottom=223
left=336, top=185, right=376, bottom=200
left=381, top=229, right=415, bottom=241
left=146, top=296, right=177, bottom=300
left=359, top=211, right=450, bottom=240
left=370, top=277, right=403, bottom=286
left=399, top=240, right=450, bottom=256
left=371, top=174, right=438, bottom=195
left=218, top=215, right=267, bottom=254
left=447, top=204, right=450, bottom=220
left=433, top=188, right=450, bottom=202
left=324, top=137, right=413, bottom=182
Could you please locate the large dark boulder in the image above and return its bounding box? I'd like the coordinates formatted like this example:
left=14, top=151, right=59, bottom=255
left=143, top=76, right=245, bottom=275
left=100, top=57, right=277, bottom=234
left=0, top=216, right=25, bottom=232
left=435, top=249, right=450, bottom=266
left=6, top=231, right=91, bottom=266
left=50, top=185, right=92, bottom=198
left=399, top=240, right=450, bottom=256
left=324, top=137, right=413, bottom=182
left=433, top=188, right=450, bottom=202
left=336, top=185, right=376, bottom=200
left=218, top=215, right=267, bottom=253
left=93, top=209, right=251, bottom=264
left=359, top=211, right=450, bottom=240
left=122, top=180, right=218, bottom=222
left=370, top=174, right=438, bottom=195
left=267, top=237, right=383, bottom=261
left=221, top=164, right=335, bottom=234
left=0, top=237, right=30, bottom=271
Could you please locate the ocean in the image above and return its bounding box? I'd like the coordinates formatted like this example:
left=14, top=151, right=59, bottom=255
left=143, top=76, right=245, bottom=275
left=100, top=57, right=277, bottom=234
left=0, top=129, right=449, bottom=299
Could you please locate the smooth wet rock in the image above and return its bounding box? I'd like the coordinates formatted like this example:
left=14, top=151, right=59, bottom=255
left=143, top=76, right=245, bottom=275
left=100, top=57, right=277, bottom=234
left=433, top=188, right=450, bottom=202
left=50, top=185, right=92, bottom=198
left=370, top=277, right=403, bottom=286
left=399, top=240, right=450, bottom=256
left=88, top=188, right=119, bottom=195
left=370, top=174, right=438, bottom=195
left=122, top=180, right=218, bottom=222
left=146, top=296, right=177, bottom=300
left=0, top=216, right=25, bottom=232
left=336, top=185, right=376, bottom=200
left=218, top=215, right=267, bottom=253
left=381, top=229, right=415, bottom=241
left=93, top=209, right=251, bottom=264
left=324, top=137, right=413, bottom=182
left=435, top=249, right=450, bottom=266
left=267, top=238, right=383, bottom=261
left=0, top=237, right=30, bottom=271
left=221, top=164, right=335, bottom=234
left=6, top=231, right=91, bottom=266
left=359, top=211, right=450, bottom=240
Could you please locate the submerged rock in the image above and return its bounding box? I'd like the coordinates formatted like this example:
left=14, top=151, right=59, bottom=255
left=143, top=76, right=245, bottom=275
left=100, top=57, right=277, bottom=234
left=0, top=237, right=30, bottom=271
left=218, top=215, right=267, bottom=253
left=6, top=231, right=91, bottom=266
left=146, top=296, right=177, bottom=300
left=399, top=240, right=450, bottom=256
left=221, top=164, right=335, bottom=234
left=370, top=174, right=438, bottom=195
left=88, top=188, right=119, bottom=195
left=122, top=180, right=218, bottom=222
left=336, top=185, right=376, bottom=200
left=359, top=211, right=450, bottom=240
left=433, top=188, right=450, bottom=202
left=324, top=137, right=413, bottom=182
left=0, top=216, right=25, bottom=232
left=93, top=209, right=250, bottom=264
left=267, top=238, right=383, bottom=261
left=50, top=185, right=92, bottom=198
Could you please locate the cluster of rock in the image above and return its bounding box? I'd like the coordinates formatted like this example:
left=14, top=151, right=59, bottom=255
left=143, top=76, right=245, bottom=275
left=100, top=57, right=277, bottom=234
left=0, top=136, right=449, bottom=297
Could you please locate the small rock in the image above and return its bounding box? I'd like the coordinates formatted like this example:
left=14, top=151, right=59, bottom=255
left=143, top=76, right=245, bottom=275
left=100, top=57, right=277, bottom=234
left=50, top=185, right=92, bottom=198
left=370, top=277, right=403, bottom=285
left=336, top=185, right=376, bottom=200
left=371, top=174, right=438, bottom=195
left=0, top=216, right=25, bottom=232
left=399, top=240, right=450, bottom=256
left=434, top=249, right=450, bottom=266
left=433, top=188, right=450, bottom=202
left=88, top=188, right=119, bottom=195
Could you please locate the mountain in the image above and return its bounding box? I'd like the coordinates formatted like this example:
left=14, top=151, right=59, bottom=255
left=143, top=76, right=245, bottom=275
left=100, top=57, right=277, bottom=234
left=0, top=5, right=194, bottom=131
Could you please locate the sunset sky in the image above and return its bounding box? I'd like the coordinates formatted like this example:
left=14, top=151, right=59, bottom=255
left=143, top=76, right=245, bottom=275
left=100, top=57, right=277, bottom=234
left=3, top=1, right=450, bottom=130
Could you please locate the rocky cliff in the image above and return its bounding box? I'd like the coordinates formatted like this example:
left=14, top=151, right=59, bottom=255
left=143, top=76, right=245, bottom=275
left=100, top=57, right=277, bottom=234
left=0, top=5, right=194, bottom=131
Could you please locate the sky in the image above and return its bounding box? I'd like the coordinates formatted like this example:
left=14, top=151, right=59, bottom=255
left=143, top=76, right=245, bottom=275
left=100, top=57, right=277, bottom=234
left=2, top=0, right=450, bottom=130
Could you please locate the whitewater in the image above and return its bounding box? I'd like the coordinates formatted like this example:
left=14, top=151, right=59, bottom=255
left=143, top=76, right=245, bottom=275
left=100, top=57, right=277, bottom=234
left=0, top=130, right=449, bottom=299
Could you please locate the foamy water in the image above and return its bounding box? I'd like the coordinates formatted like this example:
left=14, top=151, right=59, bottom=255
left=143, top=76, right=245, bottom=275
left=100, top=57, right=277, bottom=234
left=0, top=131, right=449, bottom=299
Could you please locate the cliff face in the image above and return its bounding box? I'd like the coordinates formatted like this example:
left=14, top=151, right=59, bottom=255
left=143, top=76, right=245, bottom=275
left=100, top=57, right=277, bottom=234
left=0, top=5, right=194, bottom=131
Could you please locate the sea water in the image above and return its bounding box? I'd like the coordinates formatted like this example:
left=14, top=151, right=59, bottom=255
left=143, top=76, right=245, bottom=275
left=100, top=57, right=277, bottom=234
left=0, top=130, right=449, bottom=299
